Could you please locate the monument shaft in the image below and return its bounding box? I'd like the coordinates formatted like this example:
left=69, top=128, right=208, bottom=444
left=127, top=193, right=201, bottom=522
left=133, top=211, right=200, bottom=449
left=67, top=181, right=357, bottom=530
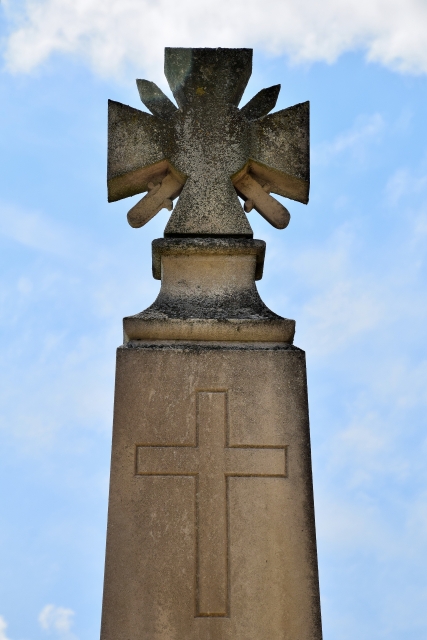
left=101, top=343, right=321, bottom=639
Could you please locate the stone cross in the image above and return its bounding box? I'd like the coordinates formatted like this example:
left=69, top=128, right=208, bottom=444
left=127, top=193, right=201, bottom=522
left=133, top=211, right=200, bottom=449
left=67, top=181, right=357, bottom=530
left=108, top=48, right=309, bottom=236
left=136, top=391, right=286, bottom=617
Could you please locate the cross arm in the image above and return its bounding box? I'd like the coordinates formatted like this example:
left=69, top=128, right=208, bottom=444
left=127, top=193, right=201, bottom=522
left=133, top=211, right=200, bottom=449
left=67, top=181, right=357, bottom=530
left=107, top=99, right=168, bottom=202
left=250, top=101, right=310, bottom=204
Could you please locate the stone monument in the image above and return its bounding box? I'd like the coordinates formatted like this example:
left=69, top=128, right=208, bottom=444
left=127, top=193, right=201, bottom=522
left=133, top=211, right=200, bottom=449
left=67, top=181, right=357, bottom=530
left=101, top=47, right=322, bottom=640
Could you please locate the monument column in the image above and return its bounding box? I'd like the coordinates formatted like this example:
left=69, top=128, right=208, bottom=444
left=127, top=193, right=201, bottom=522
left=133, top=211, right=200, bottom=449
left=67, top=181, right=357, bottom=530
left=100, top=47, right=322, bottom=640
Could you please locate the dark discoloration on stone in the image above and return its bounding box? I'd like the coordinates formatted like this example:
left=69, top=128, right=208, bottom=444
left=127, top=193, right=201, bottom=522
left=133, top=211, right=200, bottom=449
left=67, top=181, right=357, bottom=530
left=164, top=47, right=252, bottom=109
left=164, top=90, right=253, bottom=236
left=131, top=292, right=279, bottom=321
left=124, top=341, right=300, bottom=351
left=107, top=47, right=310, bottom=236
left=240, top=85, right=281, bottom=121
left=136, top=238, right=279, bottom=321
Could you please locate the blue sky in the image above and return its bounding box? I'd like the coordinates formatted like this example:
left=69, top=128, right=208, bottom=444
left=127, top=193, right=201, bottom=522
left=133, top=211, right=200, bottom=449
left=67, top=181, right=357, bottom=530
left=1, top=2, right=427, bottom=639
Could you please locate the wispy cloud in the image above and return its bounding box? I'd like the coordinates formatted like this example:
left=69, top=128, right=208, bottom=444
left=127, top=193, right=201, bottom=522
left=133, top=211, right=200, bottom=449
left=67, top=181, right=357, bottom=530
left=0, top=617, right=11, bottom=640
left=3, top=0, right=427, bottom=78
left=0, top=198, right=160, bottom=451
left=313, top=113, right=384, bottom=166
left=264, top=224, right=385, bottom=357
left=39, top=605, right=76, bottom=639
left=0, top=202, right=92, bottom=260
left=386, top=167, right=427, bottom=205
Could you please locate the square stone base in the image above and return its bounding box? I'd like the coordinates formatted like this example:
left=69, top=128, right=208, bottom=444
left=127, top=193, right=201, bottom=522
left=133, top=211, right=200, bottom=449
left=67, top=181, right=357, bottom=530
left=100, top=343, right=322, bottom=640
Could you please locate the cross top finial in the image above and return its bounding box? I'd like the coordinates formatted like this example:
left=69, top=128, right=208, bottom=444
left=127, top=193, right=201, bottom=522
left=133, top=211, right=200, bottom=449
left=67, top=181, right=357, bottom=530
left=108, top=47, right=309, bottom=237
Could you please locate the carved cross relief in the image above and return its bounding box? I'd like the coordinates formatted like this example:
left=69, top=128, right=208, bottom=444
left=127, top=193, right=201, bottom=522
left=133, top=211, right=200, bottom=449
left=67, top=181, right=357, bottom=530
left=136, top=391, right=287, bottom=617
left=108, top=48, right=309, bottom=237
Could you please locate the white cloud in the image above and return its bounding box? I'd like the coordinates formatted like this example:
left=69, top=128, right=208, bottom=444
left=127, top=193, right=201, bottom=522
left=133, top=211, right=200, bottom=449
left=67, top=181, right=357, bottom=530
left=3, top=0, right=427, bottom=78
left=0, top=616, right=11, bottom=640
left=39, top=605, right=75, bottom=636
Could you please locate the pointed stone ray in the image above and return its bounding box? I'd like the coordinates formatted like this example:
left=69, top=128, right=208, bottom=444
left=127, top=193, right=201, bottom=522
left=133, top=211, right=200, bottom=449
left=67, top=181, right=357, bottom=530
left=164, top=47, right=252, bottom=108
left=136, top=79, right=178, bottom=120
left=250, top=101, right=310, bottom=204
left=127, top=172, right=185, bottom=228
left=240, top=85, right=281, bottom=121
left=107, top=100, right=168, bottom=202
left=233, top=172, right=290, bottom=229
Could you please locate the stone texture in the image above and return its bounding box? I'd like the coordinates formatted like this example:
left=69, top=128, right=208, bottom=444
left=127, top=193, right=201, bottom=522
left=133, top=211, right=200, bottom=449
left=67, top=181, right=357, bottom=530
left=239, top=84, right=281, bottom=121
left=123, top=238, right=295, bottom=343
left=151, top=238, right=266, bottom=281
left=100, top=343, right=322, bottom=640
left=164, top=47, right=252, bottom=111
left=250, top=101, right=310, bottom=204
left=107, top=47, right=310, bottom=236
left=136, top=79, right=177, bottom=120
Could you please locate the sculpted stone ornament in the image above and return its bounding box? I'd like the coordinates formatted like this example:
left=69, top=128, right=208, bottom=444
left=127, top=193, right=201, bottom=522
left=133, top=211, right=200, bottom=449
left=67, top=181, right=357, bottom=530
left=108, top=47, right=309, bottom=236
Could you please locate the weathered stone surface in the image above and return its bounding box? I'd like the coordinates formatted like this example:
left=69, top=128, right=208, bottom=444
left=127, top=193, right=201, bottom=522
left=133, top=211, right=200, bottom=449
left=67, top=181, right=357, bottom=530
left=136, top=79, right=177, bottom=120
left=250, top=100, right=310, bottom=204
left=151, top=237, right=266, bottom=280
left=107, top=100, right=168, bottom=202
left=123, top=238, right=295, bottom=343
left=164, top=47, right=252, bottom=110
left=107, top=47, right=309, bottom=236
left=239, top=84, right=281, bottom=121
left=163, top=84, right=253, bottom=237
left=100, top=344, right=322, bottom=640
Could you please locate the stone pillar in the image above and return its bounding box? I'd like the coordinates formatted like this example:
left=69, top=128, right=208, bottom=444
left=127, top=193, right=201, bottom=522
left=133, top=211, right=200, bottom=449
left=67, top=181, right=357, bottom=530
left=100, top=238, right=322, bottom=640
